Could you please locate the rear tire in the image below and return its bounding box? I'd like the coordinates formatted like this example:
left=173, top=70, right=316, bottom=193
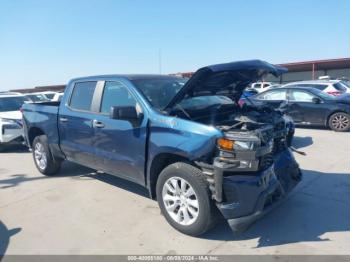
left=32, top=135, right=61, bottom=175
left=156, top=162, right=218, bottom=236
left=328, top=112, right=350, bottom=132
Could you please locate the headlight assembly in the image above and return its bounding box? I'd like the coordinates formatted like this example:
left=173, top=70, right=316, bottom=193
left=217, top=138, right=255, bottom=151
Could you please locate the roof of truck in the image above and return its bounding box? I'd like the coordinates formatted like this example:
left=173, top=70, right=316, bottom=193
left=70, top=74, right=181, bottom=83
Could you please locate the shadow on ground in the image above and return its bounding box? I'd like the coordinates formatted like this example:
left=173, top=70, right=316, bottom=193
left=0, top=220, right=21, bottom=257
left=81, top=172, right=149, bottom=198
left=292, top=136, right=313, bottom=149
left=202, top=169, right=350, bottom=248
left=2, top=159, right=350, bottom=249
left=0, top=160, right=149, bottom=197
left=0, top=145, right=29, bottom=154
left=0, top=162, right=94, bottom=189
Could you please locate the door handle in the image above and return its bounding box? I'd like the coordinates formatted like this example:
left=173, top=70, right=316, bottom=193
left=59, top=117, right=68, bottom=123
left=92, top=119, right=105, bottom=128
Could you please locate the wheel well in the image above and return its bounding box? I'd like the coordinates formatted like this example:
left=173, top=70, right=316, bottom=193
left=326, top=111, right=349, bottom=126
left=149, top=153, right=191, bottom=199
left=28, top=127, right=45, bottom=146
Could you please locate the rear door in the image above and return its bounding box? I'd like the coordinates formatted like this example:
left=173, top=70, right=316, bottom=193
left=91, top=80, right=148, bottom=184
left=58, top=81, right=99, bottom=167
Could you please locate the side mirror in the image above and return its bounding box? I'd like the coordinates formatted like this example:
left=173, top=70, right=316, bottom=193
left=110, top=106, right=138, bottom=120
left=312, top=97, right=322, bottom=104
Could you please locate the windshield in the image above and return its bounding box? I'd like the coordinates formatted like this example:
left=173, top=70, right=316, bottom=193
left=0, top=96, right=29, bottom=112
left=333, top=82, right=347, bottom=92
left=131, top=77, right=187, bottom=110
left=179, top=95, right=234, bottom=110
left=337, top=81, right=349, bottom=90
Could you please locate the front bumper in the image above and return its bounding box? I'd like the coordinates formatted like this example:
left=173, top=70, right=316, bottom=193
left=199, top=149, right=302, bottom=232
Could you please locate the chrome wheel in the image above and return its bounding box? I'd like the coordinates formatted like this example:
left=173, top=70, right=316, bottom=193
left=162, top=177, right=199, bottom=226
left=34, top=142, right=47, bottom=170
left=331, top=113, right=349, bottom=131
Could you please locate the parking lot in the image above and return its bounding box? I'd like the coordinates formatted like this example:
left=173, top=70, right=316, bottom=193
left=0, top=128, right=349, bottom=255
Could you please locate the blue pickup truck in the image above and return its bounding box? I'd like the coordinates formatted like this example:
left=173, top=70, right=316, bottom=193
left=22, top=60, right=301, bottom=236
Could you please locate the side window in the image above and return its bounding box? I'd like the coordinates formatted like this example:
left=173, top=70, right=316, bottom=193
left=70, top=81, right=97, bottom=111
left=258, top=89, right=287, bottom=100
left=100, top=81, right=137, bottom=114
left=290, top=90, right=316, bottom=102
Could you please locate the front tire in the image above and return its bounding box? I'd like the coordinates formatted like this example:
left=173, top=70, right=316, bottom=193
left=32, top=135, right=61, bottom=175
left=328, top=112, right=350, bottom=132
left=156, top=162, right=218, bottom=236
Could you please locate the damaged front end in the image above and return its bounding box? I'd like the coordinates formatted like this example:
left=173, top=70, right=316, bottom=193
left=165, top=60, right=302, bottom=232
left=196, top=105, right=302, bottom=232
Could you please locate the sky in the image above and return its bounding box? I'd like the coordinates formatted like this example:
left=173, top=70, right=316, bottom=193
left=0, top=0, right=350, bottom=91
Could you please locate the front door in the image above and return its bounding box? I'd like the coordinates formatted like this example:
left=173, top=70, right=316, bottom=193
left=92, top=80, right=147, bottom=185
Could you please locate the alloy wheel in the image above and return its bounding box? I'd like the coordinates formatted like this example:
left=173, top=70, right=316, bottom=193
left=331, top=114, right=349, bottom=131
left=34, top=142, right=47, bottom=170
left=162, top=177, right=199, bottom=226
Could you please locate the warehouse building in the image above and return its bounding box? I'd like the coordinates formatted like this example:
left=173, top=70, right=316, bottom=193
left=268, top=57, right=350, bottom=83
left=10, top=84, right=66, bottom=93
left=172, top=57, right=350, bottom=84
left=10, top=58, right=350, bottom=93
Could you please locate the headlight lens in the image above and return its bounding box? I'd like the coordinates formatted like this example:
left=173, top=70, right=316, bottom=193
left=217, top=138, right=254, bottom=151
left=234, top=141, right=255, bottom=150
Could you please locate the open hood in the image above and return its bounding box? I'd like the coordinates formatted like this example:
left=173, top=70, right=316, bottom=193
left=164, top=60, right=287, bottom=110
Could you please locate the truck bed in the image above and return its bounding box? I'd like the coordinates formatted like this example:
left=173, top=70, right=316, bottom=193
left=22, top=101, right=61, bottom=151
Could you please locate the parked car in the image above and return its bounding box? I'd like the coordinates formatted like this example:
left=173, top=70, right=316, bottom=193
left=24, top=93, right=50, bottom=102
left=22, top=60, right=301, bottom=236
left=268, top=84, right=282, bottom=89
left=0, top=94, right=30, bottom=150
left=52, top=92, right=64, bottom=102
left=244, top=86, right=350, bottom=131
left=282, top=80, right=349, bottom=96
left=250, top=82, right=275, bottom=93
left=40, top=91, right=58, bottom=101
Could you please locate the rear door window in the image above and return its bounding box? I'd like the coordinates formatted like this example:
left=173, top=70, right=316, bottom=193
left=69, top=81, right=97, bottom=111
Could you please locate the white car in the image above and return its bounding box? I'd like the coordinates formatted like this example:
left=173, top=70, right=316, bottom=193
left=40, top=91, right=58, bottom=100
left=0, top=94, right=30, bottom=150
left=52, top=92, right=64, bottom=102
left=23, top=92, right=50, bottom=102
left=283, top=80, right=350, bottom=96
left=251, top=82, right=275, bottom=93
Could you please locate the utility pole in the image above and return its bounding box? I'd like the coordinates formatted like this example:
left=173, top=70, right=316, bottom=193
left=158, top=48, right=162, bottom=74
